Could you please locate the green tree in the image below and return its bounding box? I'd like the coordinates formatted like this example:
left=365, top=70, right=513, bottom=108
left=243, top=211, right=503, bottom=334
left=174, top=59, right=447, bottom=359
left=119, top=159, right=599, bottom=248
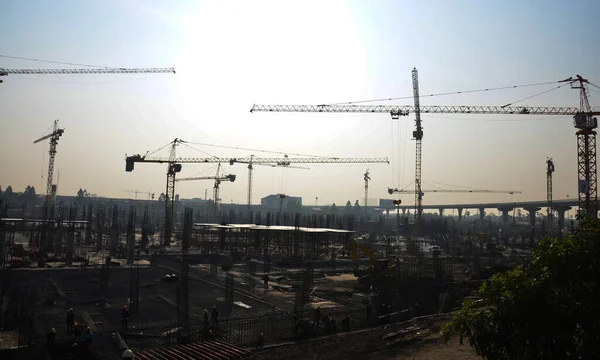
left=22, top=186, right=37, bottom=202
left=330, top=203, right=337, bottom=213
left=5, top=186, right=12, bottom=198
left=285, top=200, right=302, bottom=212
left=345, top=201, right=352, bottom=213
left=443, top=219, right=600, bottom=359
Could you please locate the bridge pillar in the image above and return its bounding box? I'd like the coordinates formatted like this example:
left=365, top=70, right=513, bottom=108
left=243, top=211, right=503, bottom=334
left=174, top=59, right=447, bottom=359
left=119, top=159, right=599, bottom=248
left=438, top=208, right=444, bottom=217
left=478, top=207, right=486, bottom=220
left=524, top=207, right=541, bottom=227
left=553, top=205, right=572, bottom=240
left=457, top=208, right=463, bottom=222
left=497, top=206, right=512, bottom=224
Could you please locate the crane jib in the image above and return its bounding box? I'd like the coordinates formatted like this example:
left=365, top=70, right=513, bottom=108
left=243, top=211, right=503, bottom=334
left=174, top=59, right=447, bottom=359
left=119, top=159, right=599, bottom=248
left=250, top=104, right=580, bottom=116
left=0, top=68, right=175, bottom=76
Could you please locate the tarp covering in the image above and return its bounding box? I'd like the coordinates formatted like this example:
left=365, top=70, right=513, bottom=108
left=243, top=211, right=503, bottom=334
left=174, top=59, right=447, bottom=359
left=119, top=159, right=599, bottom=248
left=193, top=223, right=354, bottom=233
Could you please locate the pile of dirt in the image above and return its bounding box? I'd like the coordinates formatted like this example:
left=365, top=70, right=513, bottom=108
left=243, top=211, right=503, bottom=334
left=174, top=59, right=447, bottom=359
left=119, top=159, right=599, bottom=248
left=256, top=314, right=481, bottom=360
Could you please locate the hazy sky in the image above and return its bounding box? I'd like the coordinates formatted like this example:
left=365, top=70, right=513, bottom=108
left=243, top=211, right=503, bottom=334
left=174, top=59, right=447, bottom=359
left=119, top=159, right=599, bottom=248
left=1, top=0, right=599, bottom=209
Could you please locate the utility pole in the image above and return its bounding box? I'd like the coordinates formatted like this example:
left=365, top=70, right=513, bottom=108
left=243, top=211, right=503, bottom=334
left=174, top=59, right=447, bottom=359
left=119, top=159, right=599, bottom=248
left=547, top=158, right=555, bottom=235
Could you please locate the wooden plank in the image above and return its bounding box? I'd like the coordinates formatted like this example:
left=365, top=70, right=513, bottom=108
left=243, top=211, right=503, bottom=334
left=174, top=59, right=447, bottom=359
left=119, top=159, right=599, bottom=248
left=47, top=278, right=66, bottom=298
left=80, top=311, right=98, bottom=332
left=115, top=332, right=128, bottom=350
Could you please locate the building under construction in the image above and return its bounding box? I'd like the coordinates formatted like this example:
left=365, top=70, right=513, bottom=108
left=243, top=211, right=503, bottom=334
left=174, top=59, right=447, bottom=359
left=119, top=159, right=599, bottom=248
left=0, top=192, right=538, bottom=360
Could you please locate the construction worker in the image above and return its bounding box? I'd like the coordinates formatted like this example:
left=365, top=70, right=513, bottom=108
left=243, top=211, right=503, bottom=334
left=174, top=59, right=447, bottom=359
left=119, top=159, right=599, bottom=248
left=66, top=308, right=75, bottom=332
left=122, top=349, right=134, bottom=359
left=211, top=306, right=219, bottom=326
left=203, top=309, right=209, bottom=326
left=412, top=302, right=421, bottom=317
left=313, top=306, right=321, bottom=328
left=85, top=328, right=94, bottom=343
left=121, top=305, right=129, bottom=330
left=341, top=314, right=350, bottom=331
left=46, top=328, right=56, bottom=344
left=263, top=273, right=269, bottom=291
left=73, top=322, right=82, bottom=337
left=257, top=332, right=264, bottom=349
left=82, top=327, right=94, bottom=351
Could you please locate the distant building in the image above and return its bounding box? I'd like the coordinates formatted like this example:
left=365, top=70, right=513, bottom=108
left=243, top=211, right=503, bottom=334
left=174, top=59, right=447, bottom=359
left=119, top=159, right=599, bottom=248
left=379, top=199, right=392, bottom=208
left=261, top=194, right=302, bottom=211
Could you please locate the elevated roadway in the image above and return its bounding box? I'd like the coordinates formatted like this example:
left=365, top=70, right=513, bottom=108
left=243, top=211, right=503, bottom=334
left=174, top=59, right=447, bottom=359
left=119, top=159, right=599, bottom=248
left=380, top=198, right=578, bottom=228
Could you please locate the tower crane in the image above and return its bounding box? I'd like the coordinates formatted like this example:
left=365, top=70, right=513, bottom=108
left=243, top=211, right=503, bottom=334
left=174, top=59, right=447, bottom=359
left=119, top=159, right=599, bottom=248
left=388, top=188, right=521, bottom=195
left=34, top=119, right=64, bottom=217
left=119, top=189, right=155, bottom=201
left=244, top=155, right=309, bottom=213
left=125, top=139, right=389, bottom=246
left=364, top=169, right=370, bottom=214
left=176, top=164, right=236, bottom=222
left=547, top=158, right=555, bottom=234
left=0, top=67, right=175, bottom=83
left=250, top=73, right=598, bottom=220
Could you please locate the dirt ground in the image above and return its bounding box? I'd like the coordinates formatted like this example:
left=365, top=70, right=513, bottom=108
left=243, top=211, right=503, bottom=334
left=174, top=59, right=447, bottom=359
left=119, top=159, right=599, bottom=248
left=257, top=315, right=481, bottom=360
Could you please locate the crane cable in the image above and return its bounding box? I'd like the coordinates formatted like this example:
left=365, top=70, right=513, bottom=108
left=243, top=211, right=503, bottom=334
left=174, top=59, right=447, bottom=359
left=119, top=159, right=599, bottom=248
left=183, top=141, right=332, bottom=158
left=2, top=54, right=125, bottom=69
left=500, top=81, right=573, bottom=108
left=324, top=80, right=568, bottom=106
left=179, top=142, right=218, bottom=158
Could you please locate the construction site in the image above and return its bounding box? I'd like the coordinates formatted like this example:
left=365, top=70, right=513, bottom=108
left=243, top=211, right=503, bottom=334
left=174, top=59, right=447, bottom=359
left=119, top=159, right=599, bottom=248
left=1, top=32, right=599, bottom=360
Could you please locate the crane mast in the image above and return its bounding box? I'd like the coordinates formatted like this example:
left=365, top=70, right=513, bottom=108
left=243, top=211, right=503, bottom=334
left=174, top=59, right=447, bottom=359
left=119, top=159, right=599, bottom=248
left=34, top=120, right=64, bottom=218
left=213, top=165, right=222, bottom=222
left=247, top=155, right=254, bottom=213
left=568, top=75, right=599, bottom=219
left=546, top=158, right=555, bottom=234
left=411, top=68, right=424, bottom=225
left=364, top=169, right=370, bottom=215
left=164, top=139, right=182, bottom=247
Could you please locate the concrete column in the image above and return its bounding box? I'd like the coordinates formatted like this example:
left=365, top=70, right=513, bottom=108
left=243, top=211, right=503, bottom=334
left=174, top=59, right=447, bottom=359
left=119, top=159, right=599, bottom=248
left=497, top=207, right=512, bottom=224
left=110, top=227, right=118, bottom=258
left=457, top=208, right=463, bottom=222
left=524, top=207, right=541, bottom=227
left=554, top=206, right=572, bottom=239
left=65, top=232, right=74, bottom=266
left=54, top=224, right=63, bottom=256
left=438, top=208, right=444, bottom=217
left=479, top=208, right=486, bottom=220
